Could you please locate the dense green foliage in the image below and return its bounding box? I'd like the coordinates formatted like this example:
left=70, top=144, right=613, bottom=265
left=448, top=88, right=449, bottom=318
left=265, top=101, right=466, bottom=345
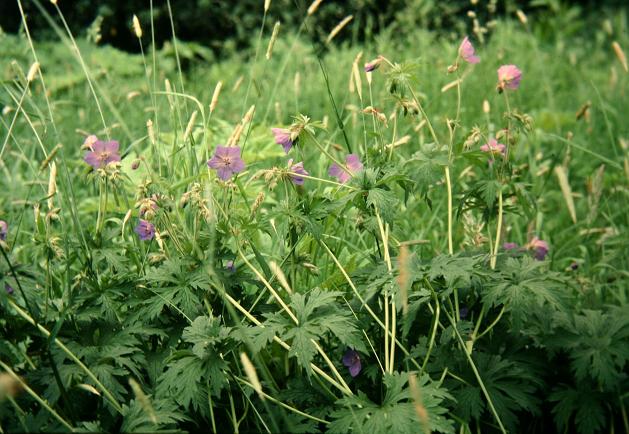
left=1, top=2, right=628, bottom=433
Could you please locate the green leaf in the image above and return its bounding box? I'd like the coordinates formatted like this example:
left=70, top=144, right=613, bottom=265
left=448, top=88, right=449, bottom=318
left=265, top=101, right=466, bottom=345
left=329, top=372, right=454, bottom=434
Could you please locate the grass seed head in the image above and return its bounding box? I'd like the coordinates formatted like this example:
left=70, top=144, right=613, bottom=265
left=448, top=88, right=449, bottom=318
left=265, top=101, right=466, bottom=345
left=266, top=21, right=280, bottom=60
left=326, top=15, right=353, bottom=44
left=210, top=81, right=223, bottom=113
left=240, top=353, right=264, bottom=400
left=307, top=0, right=323, bottom=16
left=612, top=41, right=628, bottom=72
left=132, top=15, right=142, bottom=38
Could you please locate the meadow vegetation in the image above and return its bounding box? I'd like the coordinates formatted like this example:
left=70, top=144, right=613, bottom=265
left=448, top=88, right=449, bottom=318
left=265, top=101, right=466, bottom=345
left=0, top=1, right=628, bottom=433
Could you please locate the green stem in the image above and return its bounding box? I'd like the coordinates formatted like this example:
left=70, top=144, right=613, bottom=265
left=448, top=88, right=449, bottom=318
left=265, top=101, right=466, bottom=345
left=0, top=359, right=74, bottom=432
left=490, top=189, right=503, bottom=269
left=442, top=309, right=507, bottom=434
left=7, top=299, right=124, bottom=414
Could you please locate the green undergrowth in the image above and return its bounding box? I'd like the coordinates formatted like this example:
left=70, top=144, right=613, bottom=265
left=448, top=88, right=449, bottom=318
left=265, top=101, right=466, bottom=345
left=0, top=5, right=628, bottom=434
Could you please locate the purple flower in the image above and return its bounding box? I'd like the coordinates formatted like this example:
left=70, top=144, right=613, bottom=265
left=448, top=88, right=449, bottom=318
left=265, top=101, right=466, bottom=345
left=503, top=242, right=519, bottom=250
left=328, top=154, right=363, bottom=184
left=288, top=159, right=309, bottom=185
left=480, top=139, right=506, bottom=156
left=364, top=57, right=382, bottom=72
left=528, top=237, right=549, bottom=261
left=272, top=128, right=294, bottom=154
left=134, top=219, right=155, bottom=241
left=207, top=146, right=246, bottom=181
left=342, top=349, right=361, bottom=377
left=570, top=262, right=579, bottom=270
left=226, top=260, right=236, bottom=273
left=459, top=305, right=469, bottom=320
left=0, top=220, right=7, bottom=241
left=84, top=139, right=122, bottom=169
left=459, top=36, right=480, bottom=64
left=5, top=283, right=14, bottom=295
left=497, top=64, right=522, bottom=91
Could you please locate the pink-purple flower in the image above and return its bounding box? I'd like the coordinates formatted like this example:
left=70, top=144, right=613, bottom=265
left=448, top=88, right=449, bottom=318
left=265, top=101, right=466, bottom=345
left=84, top=137, right=122, bottom=169
left=288, top=159, right=309, bottom=185
left=134, top=219, right=155, bottom=241
left=5, top=283, right=13, bottom=295
left=480, top=139, right=506, bottom=156
left=272, top=128, right=294, bottom=154
left=0, top=220, right=7, bottom=241
left=342, top=349, right=362, bottom=377
left=497, top=64, right=522, bottom=91
left=226, top=260, right=236, bottom=273
left=364, top=57, right=383, bottom=72
left=328, top=154, right=363, bottom=184
left=459, top=36, right=480, bottom=64
left=528, top=237, right=549, bottom=260
left=503, top=242, right=519, bottom=250
left=207, top=146, right=246, bottom=181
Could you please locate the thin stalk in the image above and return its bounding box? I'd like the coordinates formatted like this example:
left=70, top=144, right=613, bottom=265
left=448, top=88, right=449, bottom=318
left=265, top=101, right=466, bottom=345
left=442, top=308, right=507, bottom=434
left=320, top=240, right=422, bottom=370
left=445, top=166, right=454, bottom=255
left=0, top=360, right=74, bottom=432
left=419, top=297, right=440, bottom=376
left=235, top=377, right=329, bottom=425
left=7, top=299, right=124, bottom=413
left=223, top=293, right=351, bottom=396
left=476, top=306, right=505, bottom=340
left=238, top=249, right=299, bottom=325
left=490, top=189, right=503, bottom=269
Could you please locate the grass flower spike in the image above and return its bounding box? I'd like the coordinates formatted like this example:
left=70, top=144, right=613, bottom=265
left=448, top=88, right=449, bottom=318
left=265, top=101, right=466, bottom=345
left=134, top=219, right=155, bottom=241
left=207, top=146, right=246, bottom=181
left=497, top=64, right=523, bottom=91
left=329, top=154, right=363, bottom=183
left=459, top=36, right=480, bottom=63
left=84, top=138, right=122, bottom=169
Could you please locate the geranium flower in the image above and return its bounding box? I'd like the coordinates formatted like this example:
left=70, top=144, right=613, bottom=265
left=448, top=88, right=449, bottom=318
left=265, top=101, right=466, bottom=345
left=528, top=237, right=549, bottom=260
left=84, top=138, right=121, bottom=169
left=272, top=128, right=293, bottom=153
left=329, top=154, right=363, bottom=184
left=207, top=146, right=246, bottom=181
left=226, top=260, right=236, bottom=273
left=459, top=36, right=480, bottom=64
left=480, top=139, right=506, bottom=156
left=5, top=284, right=13, bottom=295
left=342, top=349, right=361, bottom=377
left=497, top=64, right=522, bottom=91
left=288, top=159, right=309, bottom=185
left=134, top=219, right=155, bottom=241
left=0, top=220, right=7, bottom=241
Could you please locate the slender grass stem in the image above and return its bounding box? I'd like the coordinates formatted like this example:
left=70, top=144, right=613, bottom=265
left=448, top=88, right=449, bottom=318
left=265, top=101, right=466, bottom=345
left=0, top=360, right=74, bottom=432
left=490, top=189, right=503, bottom=269
left=7, top=299, right=124, bottom=414
left=235, top=377, right=330, bottom=424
